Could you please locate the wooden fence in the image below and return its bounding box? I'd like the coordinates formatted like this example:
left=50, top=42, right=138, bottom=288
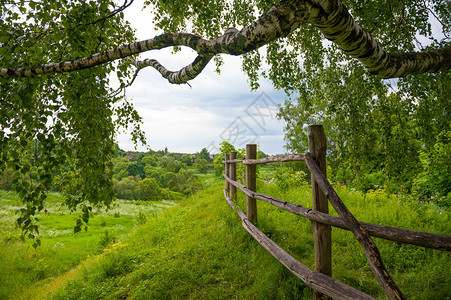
left=222, top=125, right=451, bottom=300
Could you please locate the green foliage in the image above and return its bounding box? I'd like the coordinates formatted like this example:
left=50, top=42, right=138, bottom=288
left=176, top=169, right=203, bottom=195
left=196, top=158, right=209, bottom=173
left=414, top=130, right=451, bottom=207
left=126, top=162, right=146, bottom=179
left=97, top=228, right=117, bottom=251
left=0, top=0, right=139, bottom=240
left=264, top=2, right=450, bottom=199
left=110, top=148, right=205, bottom=201
left=0, top=167, right=16, bottom=190
left=1, top=0, right=449, bottom=242
left=141, top=155, right=157, bottom=166
left=272, top=166, right=308, bottom=190
left=138, top=177, right=170, bottom=201
left=136, top=211, right=148, bottom=225
left=181, top=154, right=193, bottom=166
left=112, top=178, right=139, bottom=200
left=353, top=170, right=388, bottom=192
left=196, top=148, right=210, bottom=161
left=213, top=141, right=245, bottom=177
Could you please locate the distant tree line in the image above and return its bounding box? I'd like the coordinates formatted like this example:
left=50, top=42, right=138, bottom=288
left=109, top=147, right=211, bottom=201
left=0, top=145, right=213, bottom=202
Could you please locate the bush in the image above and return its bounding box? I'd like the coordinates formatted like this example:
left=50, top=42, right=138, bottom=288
left=196, top=158, right=209, bottom=173
left=113, top=178, right=139, bottom=200
left=97, top=228, right=117, bottom=251
left=127, top=162, right=146, bottom=179
left=176, top=169, right=202, bottom=195
left=138, top=177, right=170, bottom=201
left=355, top=170, right=387, bottom=192
left=414, top=130, right=451, bottom=207
left=273, top=166, right=308, bottom=190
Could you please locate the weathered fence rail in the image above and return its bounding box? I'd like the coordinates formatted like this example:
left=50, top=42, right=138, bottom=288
left=223, top=174, right=451, bottom=251
left=222, top=125, right=451, bottom=300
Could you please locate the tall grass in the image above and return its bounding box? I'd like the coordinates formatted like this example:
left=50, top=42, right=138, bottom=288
left=0, top=190, right=175, bottom=299
left=31, top=180, right=450, bottom=300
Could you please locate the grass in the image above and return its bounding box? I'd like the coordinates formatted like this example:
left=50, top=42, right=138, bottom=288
left=0, top=190, right=175, bottom=299
left=1, top=171, right=449, bottom=299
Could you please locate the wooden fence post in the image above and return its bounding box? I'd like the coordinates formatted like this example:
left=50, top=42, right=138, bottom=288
left=230, top=152, right=237, bottom=201
left=225, top=153, right=230, bottom=193
left=246, top=144, right=257, bottom=224
left=308, top=125, right=332, bottom=300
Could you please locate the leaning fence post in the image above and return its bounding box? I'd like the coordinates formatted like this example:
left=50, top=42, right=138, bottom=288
left=225, top=153, right=230, bottom=193
left=230, top=152, right=237, bottom=201
left=308, top=125, right=332, bottom=300
left=246, top=144, right=257, bottom=224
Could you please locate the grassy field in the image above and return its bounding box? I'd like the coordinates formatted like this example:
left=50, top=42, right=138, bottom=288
left=0, top=190, right=175, bottom=299
left=0, top=171, right=449, bottom=299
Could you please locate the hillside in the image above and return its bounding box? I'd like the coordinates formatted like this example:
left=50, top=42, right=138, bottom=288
left=6, top=181, right=451, bottom=299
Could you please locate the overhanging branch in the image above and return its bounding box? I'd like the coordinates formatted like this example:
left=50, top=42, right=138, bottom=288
left=0, top=0, right=450, bottom=82
left=126, top=54, right=214, bottom=84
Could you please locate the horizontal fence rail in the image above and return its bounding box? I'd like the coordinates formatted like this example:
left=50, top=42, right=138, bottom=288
left=223, top=174, right=451, bottom=251
left=224, top=153, right=306, bottom=164
left=222, top=125, right=451, bottom=300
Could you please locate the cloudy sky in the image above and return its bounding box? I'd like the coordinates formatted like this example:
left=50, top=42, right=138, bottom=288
left=114, top=0, right=288, bottom=155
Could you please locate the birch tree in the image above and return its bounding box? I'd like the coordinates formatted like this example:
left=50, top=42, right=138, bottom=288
left=0, top=0, right=449, bottom=246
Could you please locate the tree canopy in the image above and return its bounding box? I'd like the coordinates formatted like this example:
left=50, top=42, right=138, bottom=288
left=0, top=0, right=450, bottom=246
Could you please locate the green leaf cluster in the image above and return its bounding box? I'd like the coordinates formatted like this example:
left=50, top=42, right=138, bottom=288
left=0, top=0, right=140, bottom=241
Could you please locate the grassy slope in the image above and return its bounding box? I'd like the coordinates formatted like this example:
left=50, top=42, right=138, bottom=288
left=0, top=191, right=174, bottom=299
left=25, top=180, right=450, bottom=300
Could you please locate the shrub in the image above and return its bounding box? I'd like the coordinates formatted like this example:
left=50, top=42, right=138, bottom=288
left=113, top=178, right=139, bottom=200
left=97, top=228, right=117, bottom=251
left=196, top=158, right=209, bottom=173
left=273, top=166, right=308, bottom=190
left=176, top=169, right=203, bottom=195
left=355, top=170, right=387, bottom=192
left=138, top=177, right=170, bottom=201
left=136, top=211, right=147, bottom=225
left=414, top=130, right=451, bottom=207
left=126, top=162, right=146, bottom=179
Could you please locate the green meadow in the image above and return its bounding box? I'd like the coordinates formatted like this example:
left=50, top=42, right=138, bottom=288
left=1, top=174, right=449, bottom=299
left=0, top=190, right=175, bottom=299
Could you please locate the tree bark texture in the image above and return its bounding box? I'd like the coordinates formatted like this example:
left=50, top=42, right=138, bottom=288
left=246, top=144, right=258, bottom=225
left=308, top=125, right=332, bottom=300
left=1, top=0, right=449, bottom=80
left=223, top=153, right=306, bottom=164
left=230, top=152, right=237, bottom=201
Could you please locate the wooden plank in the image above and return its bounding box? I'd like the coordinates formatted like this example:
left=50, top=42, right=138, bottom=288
left=225, top=153, right=230, bottom=192
left=223, top=188, right=235, bottom=209
left=225, top=174, right=451, bottom=251
left=242, top=153, right=306, bottom=164
left=246, top=144, right=257, bottom=224
left=222, top=193, right=376, bottom=300
left=308, top=125, right=332, bottom=300
left=223, top=153, right=306, bottom=164
left=230, top=152, right=237, bottom=201
left=305, top=154, right=406, bottom=300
